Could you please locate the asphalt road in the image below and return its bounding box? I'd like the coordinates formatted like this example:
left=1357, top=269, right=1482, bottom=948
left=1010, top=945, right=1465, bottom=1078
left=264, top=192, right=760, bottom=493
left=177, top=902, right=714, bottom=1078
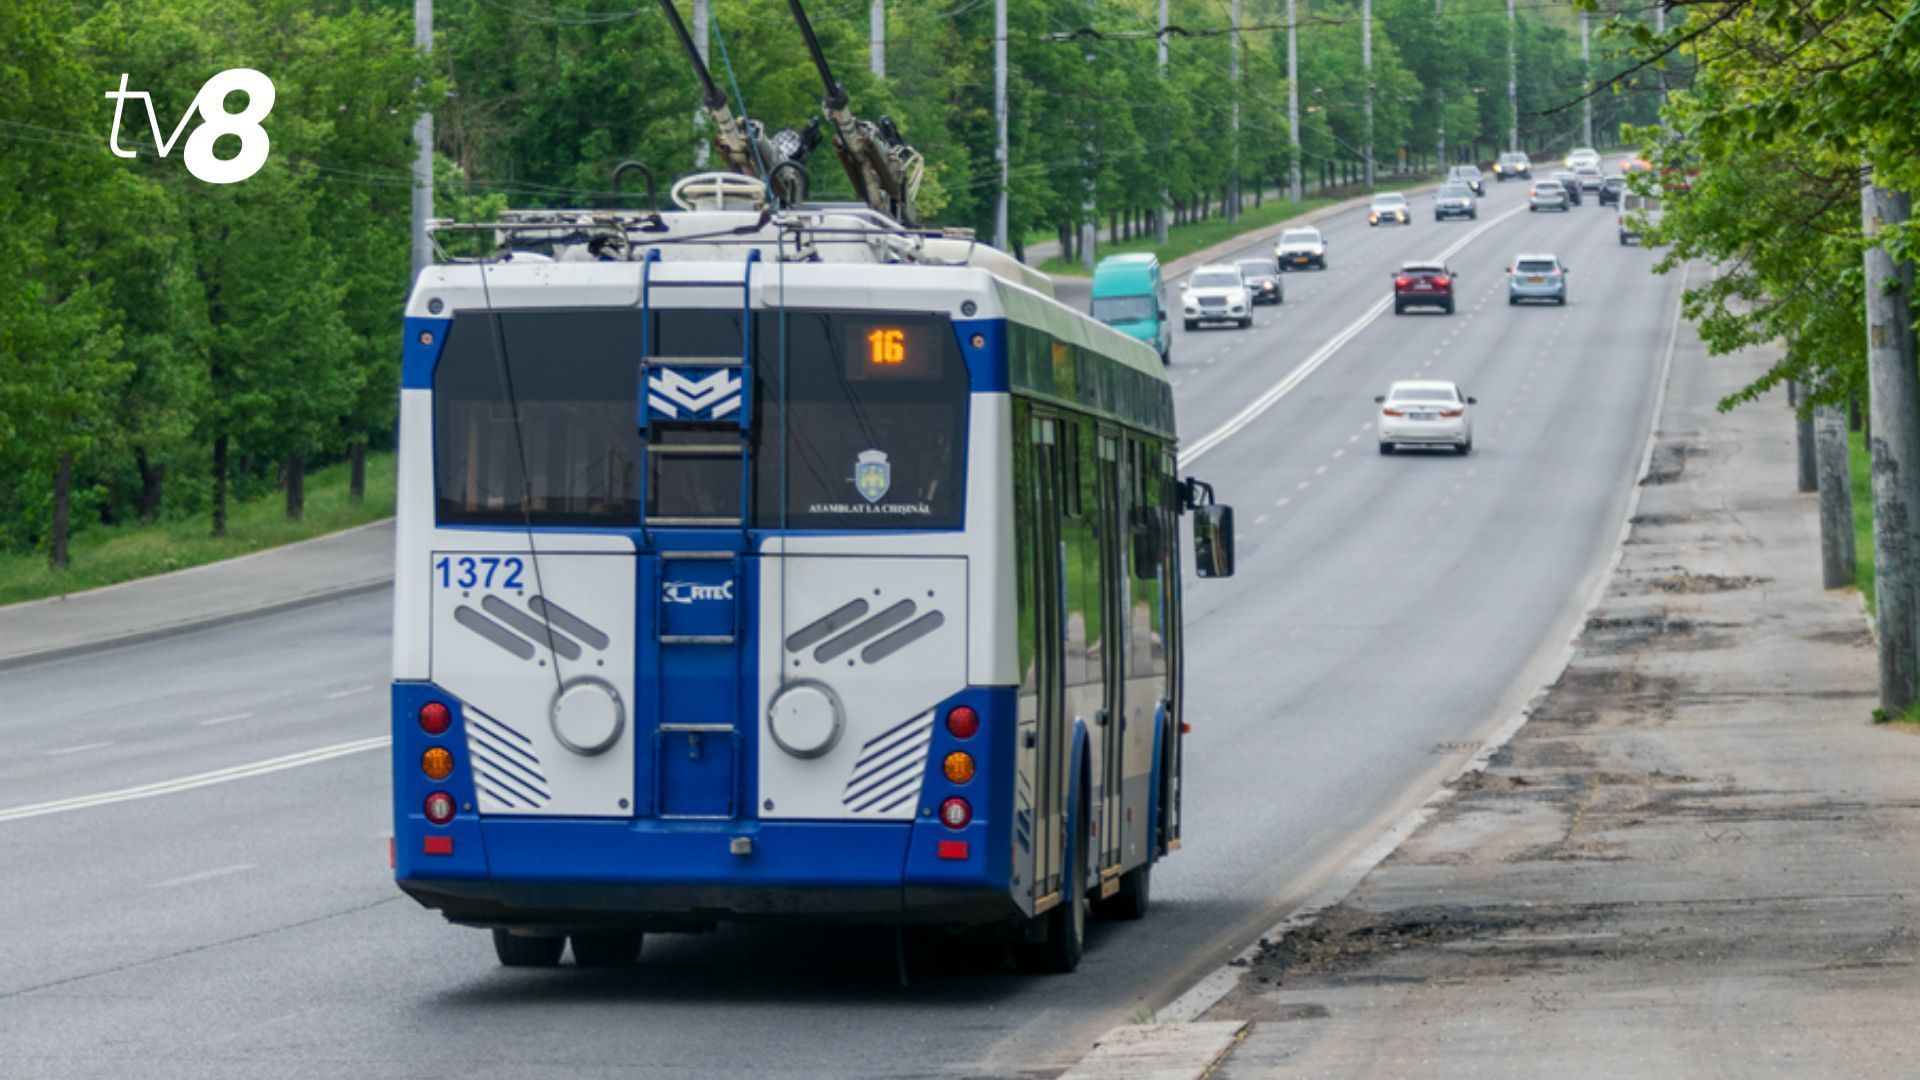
left=0, top=176, right=1680, bottom=1079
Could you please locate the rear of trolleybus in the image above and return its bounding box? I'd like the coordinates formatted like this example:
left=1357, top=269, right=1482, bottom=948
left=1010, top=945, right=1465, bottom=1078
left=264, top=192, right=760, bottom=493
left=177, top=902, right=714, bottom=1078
left=388, top=208, right=1235, bottom=971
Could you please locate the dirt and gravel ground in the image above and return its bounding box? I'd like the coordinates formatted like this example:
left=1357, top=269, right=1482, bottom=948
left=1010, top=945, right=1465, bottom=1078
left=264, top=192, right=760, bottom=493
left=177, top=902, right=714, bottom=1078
left=1197, top=325, right=1920, bottom=1077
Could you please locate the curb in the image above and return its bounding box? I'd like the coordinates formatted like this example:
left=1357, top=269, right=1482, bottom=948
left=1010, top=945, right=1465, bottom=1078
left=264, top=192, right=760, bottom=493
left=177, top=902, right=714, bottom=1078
left=0, top=576, right=393, bottom=673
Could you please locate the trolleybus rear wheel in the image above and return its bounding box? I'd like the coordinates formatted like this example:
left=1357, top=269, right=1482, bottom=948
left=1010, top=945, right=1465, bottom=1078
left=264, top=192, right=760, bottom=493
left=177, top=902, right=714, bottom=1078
left=492, top=929, right=565, bottom=967
left=571, top=932, right=644, bottom=968
left=1013, top=794, right=1089, bottom=974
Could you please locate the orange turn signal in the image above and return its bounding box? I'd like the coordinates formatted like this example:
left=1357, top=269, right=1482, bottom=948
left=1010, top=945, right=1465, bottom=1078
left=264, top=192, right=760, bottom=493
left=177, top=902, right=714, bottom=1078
left=942, top=751, right=975, bottom=785
left=422, top=747, right=454, bottom=781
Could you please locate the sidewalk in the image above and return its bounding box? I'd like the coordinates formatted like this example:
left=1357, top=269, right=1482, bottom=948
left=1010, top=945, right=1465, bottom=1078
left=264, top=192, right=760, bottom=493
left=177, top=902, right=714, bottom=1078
left=0, top=519, right=394, bottom=670
left=1177, top=320, right=1920, bottom=1074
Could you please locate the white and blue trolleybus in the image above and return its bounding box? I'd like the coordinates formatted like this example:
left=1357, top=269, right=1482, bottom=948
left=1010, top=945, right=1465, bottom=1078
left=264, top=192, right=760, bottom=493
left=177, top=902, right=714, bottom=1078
left=390, top=172, right=1236, bottom=971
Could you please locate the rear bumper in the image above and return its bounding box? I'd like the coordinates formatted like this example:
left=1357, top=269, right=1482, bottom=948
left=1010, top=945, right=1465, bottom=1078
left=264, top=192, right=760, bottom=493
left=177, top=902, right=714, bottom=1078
left=1380, top=423, right=1468, bottom=445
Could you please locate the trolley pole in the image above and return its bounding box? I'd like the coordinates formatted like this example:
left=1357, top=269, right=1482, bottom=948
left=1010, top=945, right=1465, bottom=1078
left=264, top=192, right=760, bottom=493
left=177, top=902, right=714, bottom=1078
left=1287, top=0, right=1301, bottom=202
left=411, top=0, right=433, bottom=279
left=994, top=0, right=1008, bottom=251
left=1156, top=0, right=1169, bottom=244
left=870, top=0, right=884, bottom=78
left=1362, top=0, right=1374, bottom=188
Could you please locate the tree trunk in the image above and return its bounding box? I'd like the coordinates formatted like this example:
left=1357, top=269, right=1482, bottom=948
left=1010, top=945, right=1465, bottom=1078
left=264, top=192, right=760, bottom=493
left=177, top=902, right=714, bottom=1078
left=1791, top=382, right=1817, bottom=493
left=349, top=441, right=367, bottom=503
left=1863, top=181, right=1920, bottom=713
left=212, top=433, right=229, bottom=538
left=135, top=447, right=165, bottom=522
left=285, top=453, right=305, bottom=521
left=50, top=452, right=72, bottom=571
left=1816, top=403, right=1857, bottom=590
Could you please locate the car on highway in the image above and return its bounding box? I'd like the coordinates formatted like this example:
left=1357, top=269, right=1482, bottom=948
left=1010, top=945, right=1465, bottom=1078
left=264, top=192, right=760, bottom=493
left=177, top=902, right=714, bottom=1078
left=1182, top=264, right=1254, bottom=328
left=1551, top=170, right=1585, bottom=206
left=1275, top=226, right=1328, bottom=270
left=1237, top=257, right=1285, bottom=305
left=1368, top=192, right=1412, bottom=226
left=1573, top=163, right=1605, bottom=192
left=1598, top=174, right=1626, bottom=207
left=1566, top=146, right=1601, bottom=170
left=1392, top=260, right=1458, bottom=315
left=1434, top=183, right=1478, bottom=222
left=1529, top=179, right=1571, bottom=212
left=1447, top=164, right=1486, bottom=195
left=1376, top=380, right=1475, bottom=455
left=1492, top=150, right=1532, bottom=181
left=1508, top=253, right=1570, bottom=306
left=1620, top=190, right=1663, bottom=245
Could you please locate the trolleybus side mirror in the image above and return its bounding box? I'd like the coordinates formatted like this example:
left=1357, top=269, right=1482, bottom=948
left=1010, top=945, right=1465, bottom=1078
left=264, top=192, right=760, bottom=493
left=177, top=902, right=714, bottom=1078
left=1193, top=504, right=1236, bottom=579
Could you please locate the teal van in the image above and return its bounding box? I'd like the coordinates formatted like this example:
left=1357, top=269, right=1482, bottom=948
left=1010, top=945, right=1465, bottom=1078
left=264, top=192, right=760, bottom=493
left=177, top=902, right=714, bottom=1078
left=1091, top=253, right=1172, bottom=364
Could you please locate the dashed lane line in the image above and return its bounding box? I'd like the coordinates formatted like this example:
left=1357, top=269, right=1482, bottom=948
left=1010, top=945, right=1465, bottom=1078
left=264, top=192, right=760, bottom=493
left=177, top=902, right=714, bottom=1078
left=46, top=742, right=114, bottom=758
left=200, top=712, right=254, bottom=728
left=325, top=685, right=373, bottom=701
left=0, top=737, right=390, bottom=824
left=149, top=863, right=257, bottom=890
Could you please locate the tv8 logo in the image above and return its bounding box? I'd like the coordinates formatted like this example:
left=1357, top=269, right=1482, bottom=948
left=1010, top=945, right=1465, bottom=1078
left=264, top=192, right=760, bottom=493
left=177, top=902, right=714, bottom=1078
left=105, top=69, right=275, bottom=185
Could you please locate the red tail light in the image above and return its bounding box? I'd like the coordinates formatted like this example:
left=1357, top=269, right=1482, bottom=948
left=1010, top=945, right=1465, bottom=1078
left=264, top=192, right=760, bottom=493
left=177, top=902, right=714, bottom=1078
left=1440, top=409, right=1464, bottom=418
left=946, top=706, right=979, bottom=740
left=1432, top=276, right=1451, bottom=288
left=1394, top=276, right=1411, bottom=288
left=939, top=797, right=972, bottom=829
left=1382, top=408, right=1406, bottom=418
left=423, top=791, right=456, bottom=825
left=418, top=702, right=451, bottom=736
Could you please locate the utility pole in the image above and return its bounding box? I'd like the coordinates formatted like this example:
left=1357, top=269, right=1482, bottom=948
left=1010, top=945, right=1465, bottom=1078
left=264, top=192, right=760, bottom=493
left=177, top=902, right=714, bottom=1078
left=1581, top=12, right=1592, bottom=148
left=870, top=0, right=884, bottom=79
left=1362, top=0, right=1374, bottom=188
left=1506, top=0, right=1518, bottom=152
left=1816, top=400, right=1857, bottom=589
left=1287, top=0, right=1301, bottom=202
left=1863, top=180, right=1920, bottom=712
left=693, top=0, right=710, bottom=167
left=1229, top=0, right=1242, bottom=222
left=1655, top=2, right=1667, bottom=109
left=410, top=0, right=433, bottom=279
left=1434, top=0, right=1445, bottom=171
left=994, top=0, right=1007, bottom=251
left=1156, top=0, right=1170, bottom=243
left=1792, top=382, right=1818, bottom=493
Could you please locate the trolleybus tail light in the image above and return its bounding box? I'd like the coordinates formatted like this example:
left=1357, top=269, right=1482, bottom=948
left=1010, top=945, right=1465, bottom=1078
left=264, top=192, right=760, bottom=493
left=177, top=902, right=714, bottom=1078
left=937, top=840, right=969, bottom=861
left=945, top=705, right=979, bottom=740
left=418, top=701, right=451, bottom=736
left=939, top=797, right=972, bottom=829
left=942, top=751, right=976, bottom=785
left=422, top=747, right=454, bottom=781
left=423, top=835, right=455, bottom=856
left=423, top=791, right=456, bottom=825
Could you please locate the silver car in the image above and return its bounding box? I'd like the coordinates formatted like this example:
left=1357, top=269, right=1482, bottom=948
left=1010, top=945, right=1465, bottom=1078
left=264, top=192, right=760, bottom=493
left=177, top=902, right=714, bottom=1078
left=1529, top=179, right=1571, bottom=212
left=1434, top=184, right=1478, bottom=221
left=1508, top=253, right=1569, bottom=305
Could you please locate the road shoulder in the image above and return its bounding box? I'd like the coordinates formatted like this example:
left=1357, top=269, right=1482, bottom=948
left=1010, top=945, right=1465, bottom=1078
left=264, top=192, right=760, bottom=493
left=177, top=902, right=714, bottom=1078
left=1184, top=320, right=1920, bottom=1075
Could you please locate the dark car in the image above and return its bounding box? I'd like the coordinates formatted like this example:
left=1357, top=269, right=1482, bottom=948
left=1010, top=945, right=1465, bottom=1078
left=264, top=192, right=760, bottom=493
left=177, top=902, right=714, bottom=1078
left=1447, top=165, right=1486, bottom=196
left=1551, top=171, right=1584, bottom=206
left=1434, top=183, right=1478, bottom=222
left=1598, top=175, right=1626, bottom=207
left=1236, top=258, right=1284, bottom=305
left=1393, top=261, right=1459, bottom=315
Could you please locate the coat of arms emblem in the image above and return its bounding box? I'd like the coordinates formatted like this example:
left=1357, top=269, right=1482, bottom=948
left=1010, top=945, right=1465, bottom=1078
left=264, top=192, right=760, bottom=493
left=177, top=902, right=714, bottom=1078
left=854, top=449, right=891, bottom=503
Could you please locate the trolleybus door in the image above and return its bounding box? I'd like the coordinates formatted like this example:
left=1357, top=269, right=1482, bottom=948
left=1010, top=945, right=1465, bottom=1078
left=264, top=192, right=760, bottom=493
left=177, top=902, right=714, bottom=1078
left=1095, top=430, right=1126, bottom=876
left=1028, top=415, right=1068, bottom=907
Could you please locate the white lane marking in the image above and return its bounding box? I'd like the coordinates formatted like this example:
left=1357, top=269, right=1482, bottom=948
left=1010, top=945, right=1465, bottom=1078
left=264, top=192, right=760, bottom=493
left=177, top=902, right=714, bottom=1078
left=1314, top=465, right=1329, bottom=475
left=46, top=742, right=114, bottom=758
left=325, top=685, right=374, bottom=701
left=1332, top=448, right=1346, bottom=458
left=200, top=712, right=254, bottom=728
left=1275, top=497, right=1291, bottom=507
left=0, top=737, right=390, bottom=824
left=149, top=863, right=257, bottom=890
left=1181, top=203, right=1526, bottom=465
left=1254, top=514, right=1270, bottom=526
left=1348, top=434, right=1360, bottom=443
left=1173, top=380, right=1184, bottom=387
left=1297, top=481, right=1311, bottom=491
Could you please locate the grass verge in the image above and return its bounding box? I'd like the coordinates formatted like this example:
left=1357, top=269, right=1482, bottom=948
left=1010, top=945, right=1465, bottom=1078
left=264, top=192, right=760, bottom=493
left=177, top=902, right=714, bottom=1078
left=0, top=452, right=395, bottom=607
left=1036, top=175, right=1441, bottom=277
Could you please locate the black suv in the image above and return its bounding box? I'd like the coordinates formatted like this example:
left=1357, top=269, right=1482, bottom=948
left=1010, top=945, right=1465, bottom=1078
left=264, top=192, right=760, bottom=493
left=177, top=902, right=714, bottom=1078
left=1598, top=175, right=1626, bottom=207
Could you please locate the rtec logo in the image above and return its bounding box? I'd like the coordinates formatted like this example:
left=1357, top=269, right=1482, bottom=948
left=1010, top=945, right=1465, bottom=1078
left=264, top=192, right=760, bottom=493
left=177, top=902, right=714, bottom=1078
left=663, top=580, right=734, bottom=604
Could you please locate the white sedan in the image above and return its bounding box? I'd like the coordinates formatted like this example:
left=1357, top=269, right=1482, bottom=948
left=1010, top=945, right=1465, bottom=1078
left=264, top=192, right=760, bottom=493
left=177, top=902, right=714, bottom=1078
left=1376, top=380, right=1476, bottom=455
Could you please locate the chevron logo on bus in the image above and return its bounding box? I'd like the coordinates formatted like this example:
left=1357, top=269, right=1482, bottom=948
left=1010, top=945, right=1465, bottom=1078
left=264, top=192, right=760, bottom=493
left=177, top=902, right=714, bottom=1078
left=648, top=367, right=741, bottom=420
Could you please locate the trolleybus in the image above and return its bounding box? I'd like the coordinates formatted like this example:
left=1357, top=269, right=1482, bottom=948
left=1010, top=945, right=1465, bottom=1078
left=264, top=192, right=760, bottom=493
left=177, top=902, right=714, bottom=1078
left=390, top=173, right=1236, bottom=972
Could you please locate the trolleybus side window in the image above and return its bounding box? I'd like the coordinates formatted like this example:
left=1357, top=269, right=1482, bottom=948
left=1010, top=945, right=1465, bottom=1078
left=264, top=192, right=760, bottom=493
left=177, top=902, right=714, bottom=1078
left=750, top=310, right=967, bottom=530
left=432, top=309, right=642, bottom=526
